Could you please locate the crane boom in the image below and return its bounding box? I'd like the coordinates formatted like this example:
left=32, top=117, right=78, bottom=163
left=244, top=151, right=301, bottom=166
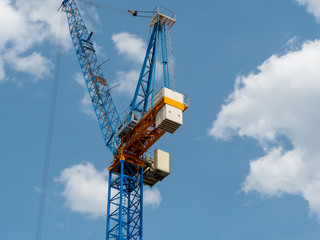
left=62, top=0, right=121, bottom=154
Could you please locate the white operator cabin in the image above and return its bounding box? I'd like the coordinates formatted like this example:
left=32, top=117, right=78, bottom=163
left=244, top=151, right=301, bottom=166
left=155, top=87, right=184, bottom=133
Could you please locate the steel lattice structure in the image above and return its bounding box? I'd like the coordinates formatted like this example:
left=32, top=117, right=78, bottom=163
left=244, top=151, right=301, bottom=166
left=130, top=21, right=171, bottom=119
left=61, top=1, right=184, bottom=239
left=63, top=0, right=121, bottom=154
left=107, top=161, right=143, bottom=240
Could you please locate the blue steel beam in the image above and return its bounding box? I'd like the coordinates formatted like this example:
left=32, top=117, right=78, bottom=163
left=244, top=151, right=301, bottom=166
left=130, top=24, right=158, bottom=115
left=106, top=161, right=143, bottom=240
left=160, top=24, right=170, bottom=88
left=63, top=0, right=121, bottom=154
left=129, top=21, right=171, bottom=121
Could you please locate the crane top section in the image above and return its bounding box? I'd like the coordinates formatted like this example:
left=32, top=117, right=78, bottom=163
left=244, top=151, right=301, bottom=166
left=151, top=6, right=176, bottom=27
left=129, top=5, right=176, bottom=27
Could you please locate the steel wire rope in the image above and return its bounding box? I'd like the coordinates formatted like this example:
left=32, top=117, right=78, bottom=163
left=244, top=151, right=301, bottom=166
left=77, top=0, right=129, bottom=15
left=76, top=0, right=160, bottom=120
left=77, top=0, right=153, bottom=18
left=97, top=54, right=128, bottom=118
left=77, top=1, right=130, bottom=117
left=156, top=31, right=160, bottom=95
left=166, top=28, right=176, bottom=91
left=102, top=61, right=127, bottom=116
left=34, top=12, right=64, bottom=240
left=91, top=42, right=127, bottom=116
left=77, top=0, right=156, bottom=118
left=135, top=169, right=140, bottom=240
left=77, top=2, right=95, bottom=36
left=76, top=1, right=128, bottom=120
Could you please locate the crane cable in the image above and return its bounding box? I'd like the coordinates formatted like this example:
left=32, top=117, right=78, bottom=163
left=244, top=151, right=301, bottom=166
left=35, top=12, right=64, bottom=240
left=77, top=0, right=153, bottom=18
left=77, top=0, right=129, bottom=14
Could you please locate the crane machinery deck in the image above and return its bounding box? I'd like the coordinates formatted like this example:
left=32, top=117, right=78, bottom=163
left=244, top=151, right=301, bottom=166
left=61, top=1, right=188, bottom=239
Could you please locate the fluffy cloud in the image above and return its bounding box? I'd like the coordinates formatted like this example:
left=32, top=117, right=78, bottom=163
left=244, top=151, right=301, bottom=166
left=4, top=50, right=53, bottom=81
left=242, top=147, right=306, bottom=196
left=296, top=0, right=320, bottom=20
left=210, top=40, right=320, bottom=220
left=144, top=187, right=162, bottom=208
left=112, top=32, right=146, bottom=64
left=115, top=69, right=140, bottom=93
left=56, top=162, right=162, bottom=219
left=0, top=0, right=70, bottom=83
left=73, top=73, right=96, bottom=118
left=144, top=188, right=162, bottom=208
left=111, top=31, right=168, bottom=94
left=56, top=162, right=108, bottom=219
left=112, top=32, right=146, bottom=94
left=72, top=33, right=144, bottom=116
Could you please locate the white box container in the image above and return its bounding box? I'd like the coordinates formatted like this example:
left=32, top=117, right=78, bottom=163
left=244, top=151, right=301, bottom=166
left=154, top=149, right=170, bottom=175
left=155, top=104, right=183, bottom=133
left=154, top=87, right=184, bottom=105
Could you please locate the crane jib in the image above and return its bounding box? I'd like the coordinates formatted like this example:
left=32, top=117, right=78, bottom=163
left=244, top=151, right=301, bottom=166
left=63, top=0, right=121, bottom=154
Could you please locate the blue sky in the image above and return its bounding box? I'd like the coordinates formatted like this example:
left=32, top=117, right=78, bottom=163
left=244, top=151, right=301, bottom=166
left=2, top=0, right=320, bottom=239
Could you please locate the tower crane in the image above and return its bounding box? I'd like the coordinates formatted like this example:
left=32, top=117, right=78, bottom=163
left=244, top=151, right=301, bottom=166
left=61, top=1, right=188, bottom=239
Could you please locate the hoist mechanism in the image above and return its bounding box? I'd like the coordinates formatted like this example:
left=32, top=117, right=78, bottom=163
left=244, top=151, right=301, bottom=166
left=61, top=0, right=188, bottom=239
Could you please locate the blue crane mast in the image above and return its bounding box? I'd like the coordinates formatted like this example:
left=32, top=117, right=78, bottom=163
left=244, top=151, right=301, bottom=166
left=61, top=1, right=188, bottom=239
left=129, top=8, right=171, bottom=117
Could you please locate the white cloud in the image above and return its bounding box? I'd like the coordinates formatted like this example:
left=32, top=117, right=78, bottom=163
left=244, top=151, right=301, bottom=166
left=4, top=50, right=53, bottom=81
left=285, top=36, right=301, bottom=52
left=144, top=188, right=162, bottom=208
left=242, top=147, right=306, bottom=196
left=0, top=0, right=70, bottom=83
left=210, top=40, right=320, bottom=220
left=112, top=32, right=146, bottom=94
left=112, top=32, right=146, bottom=64
left=73, top=73, right=96, bottom=118
left=56, top=162, right=162, bottom=219
left=0, top=58, right=6, bottom=82
left=115, top=69, right=140, bottom=93
left=111, top=31, right=172, bottom=96
left=296, top=0, right=320, bottom=20
left=84, top=6, right=101, bottom=29
left=56, top=162, right=108, bottom=219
